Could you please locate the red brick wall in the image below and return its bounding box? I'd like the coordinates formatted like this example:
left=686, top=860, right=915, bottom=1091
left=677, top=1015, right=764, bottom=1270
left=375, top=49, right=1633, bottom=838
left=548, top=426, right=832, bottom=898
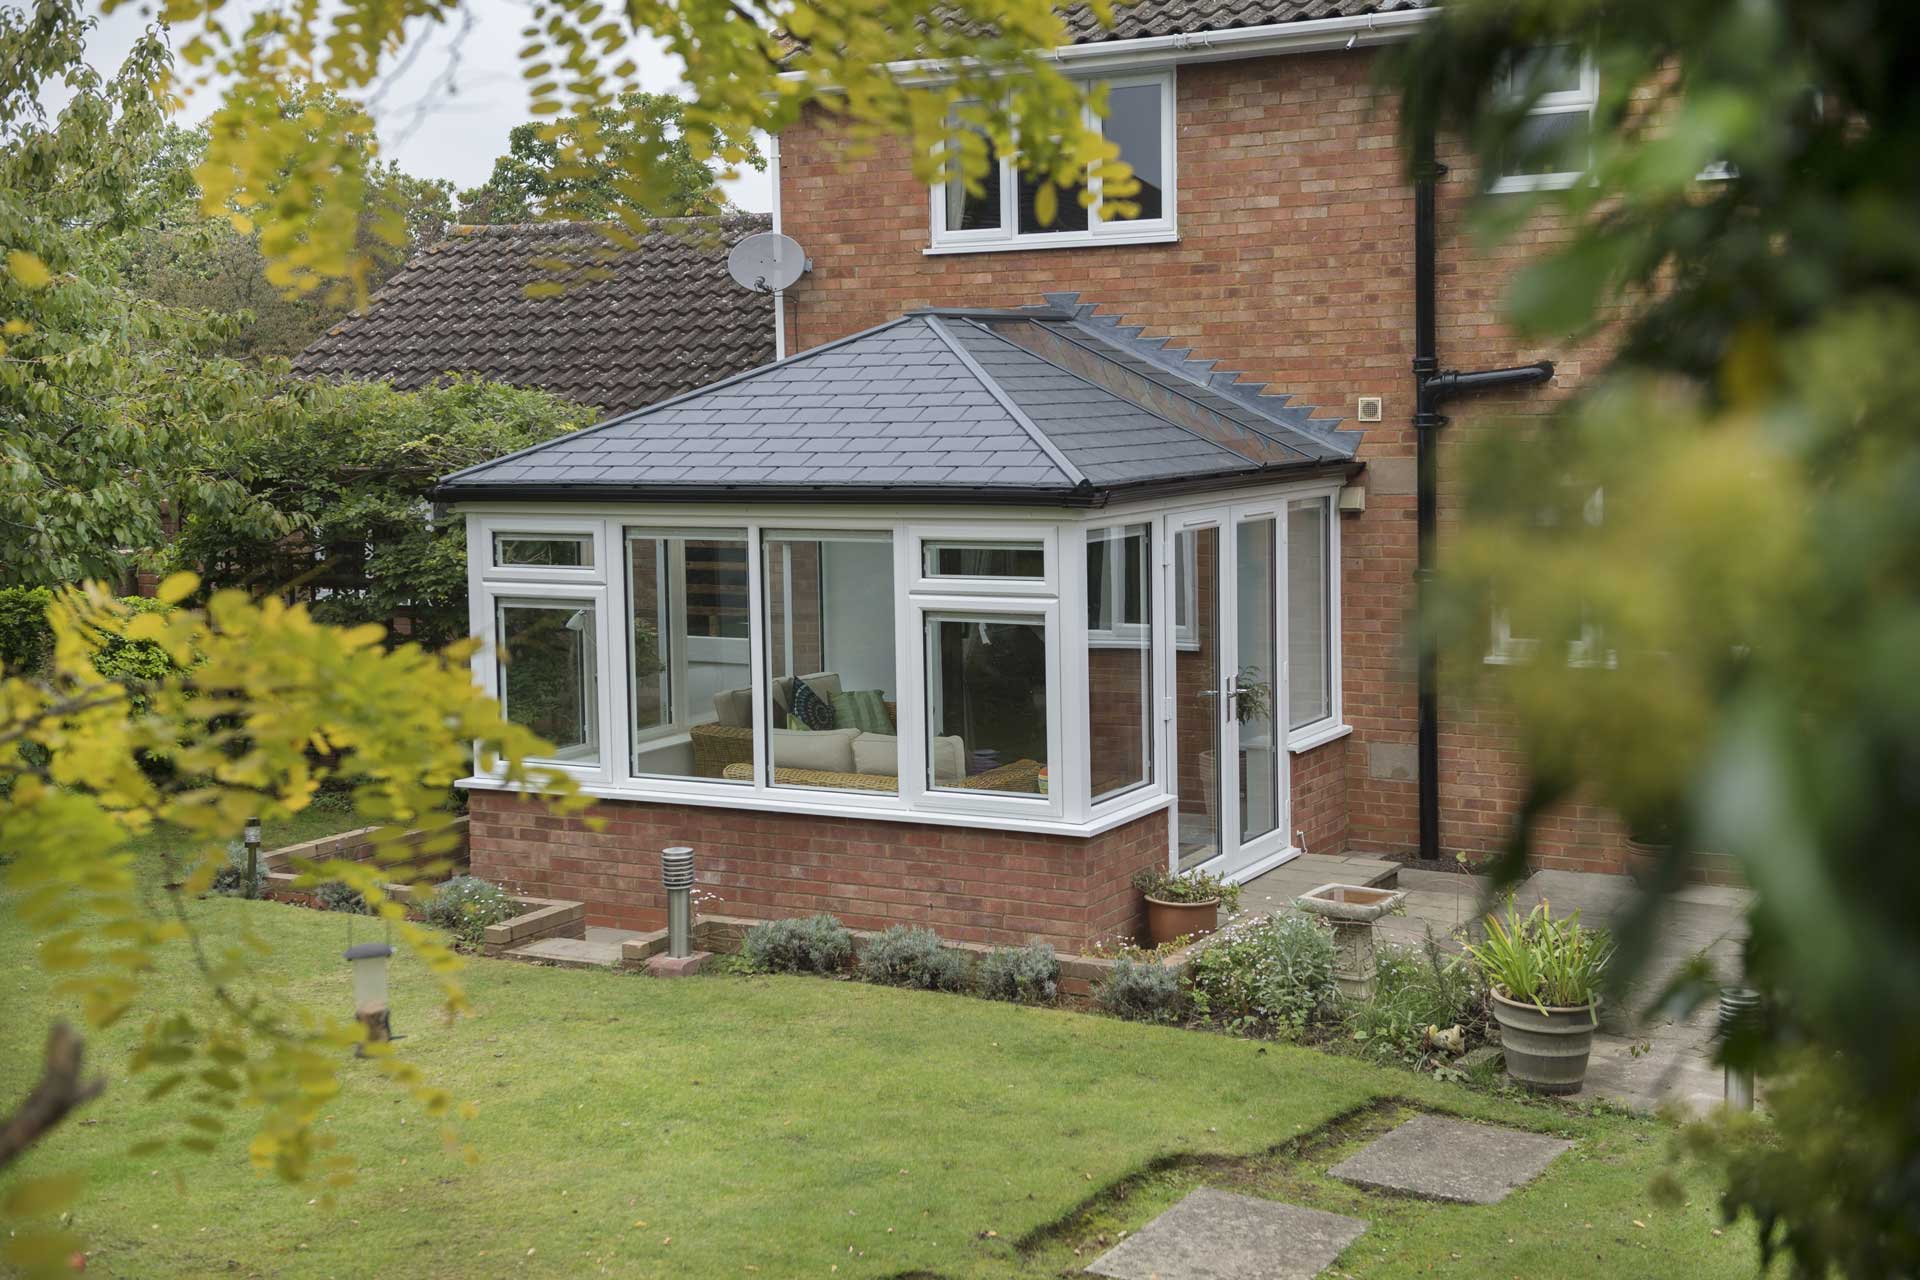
left=779, top=49, right=1634, bottom=874
left=467, top=789, right=1169, bottom=951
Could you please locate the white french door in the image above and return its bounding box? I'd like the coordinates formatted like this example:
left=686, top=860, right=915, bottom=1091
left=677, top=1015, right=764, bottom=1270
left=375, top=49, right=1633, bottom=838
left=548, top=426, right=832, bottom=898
left=1168, top=502, right=1292, bottom=881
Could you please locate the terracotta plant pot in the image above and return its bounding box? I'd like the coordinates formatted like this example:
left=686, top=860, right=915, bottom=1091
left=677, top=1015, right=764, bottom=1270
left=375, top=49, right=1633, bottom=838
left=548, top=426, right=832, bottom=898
left=1144, top=895, right=1220, bottom=947
left=1490, top=988, right=1600, bottom=1095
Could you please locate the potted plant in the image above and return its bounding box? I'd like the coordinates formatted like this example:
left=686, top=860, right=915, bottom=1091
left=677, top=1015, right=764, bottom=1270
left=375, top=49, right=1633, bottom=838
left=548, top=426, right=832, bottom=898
left=1132, top=867, right=1241, bottom=946
left=1462, top=897, right=1614, bottom=1094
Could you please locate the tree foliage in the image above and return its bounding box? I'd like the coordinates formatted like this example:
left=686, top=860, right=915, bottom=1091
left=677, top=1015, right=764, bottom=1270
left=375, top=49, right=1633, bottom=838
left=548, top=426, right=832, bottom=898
left=170, top=377, right=595, bottom=649
left=126, top=109, right=455, bottom=361
left=0, top=9, right=296, bottom=586
left=69, top=0, right=1137, bottom=305
left=456, top=90, right=761, bottom=225
left=1391, top=1, right=1920, bottom=1273
left=0, top=576, right=586, bottom=1274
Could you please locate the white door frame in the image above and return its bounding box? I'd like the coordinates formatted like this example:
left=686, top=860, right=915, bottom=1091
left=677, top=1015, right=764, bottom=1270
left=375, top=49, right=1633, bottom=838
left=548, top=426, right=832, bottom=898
left=1165, top=502, right=1297, bottom=884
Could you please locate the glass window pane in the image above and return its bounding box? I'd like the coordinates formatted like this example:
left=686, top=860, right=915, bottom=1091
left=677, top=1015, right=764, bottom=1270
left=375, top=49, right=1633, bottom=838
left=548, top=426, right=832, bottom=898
left=1087, top=524, right=1152, bottom=802
left=1016, top=167, right=1090, bottom=235
left=1103, top=83, right=1164, bottom=222
left=1235, top=518, right=1280, bottom=842
left=1287, top=500, right=1332, bottom=729
left=1511, top=45, right=1585, bottom=97
left=495, top=534, right=590, bottom=567
left=765, top=533, right=898, bottom=794
left=496, top=599, right=598, bottom=764
left=1174, top=527, right=1219, bottom=868
left=1502, top=108, right=1589, bottom=177
left=944, top=116, right=1002, bottom=232
left=923, top=540, right=1044, bottom=579
left=626, top=529, right=750, bottom=782
left=925, top=615, right=1049, bottom=796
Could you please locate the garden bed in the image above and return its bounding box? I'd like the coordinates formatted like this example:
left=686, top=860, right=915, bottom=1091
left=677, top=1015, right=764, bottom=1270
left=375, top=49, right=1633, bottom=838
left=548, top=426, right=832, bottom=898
left=255, top=818, right=587, bottom=954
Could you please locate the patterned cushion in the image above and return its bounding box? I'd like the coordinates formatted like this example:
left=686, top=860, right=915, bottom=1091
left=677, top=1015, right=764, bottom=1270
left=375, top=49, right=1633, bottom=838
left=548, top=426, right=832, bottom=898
left=787, top=677, right=837, bottom=731
left=832, top=689, right=894, bottom=734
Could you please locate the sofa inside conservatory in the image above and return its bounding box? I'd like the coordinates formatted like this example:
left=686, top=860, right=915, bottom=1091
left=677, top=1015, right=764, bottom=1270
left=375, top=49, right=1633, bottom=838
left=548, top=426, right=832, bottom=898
left=435, top=297, right=1361, bottom=950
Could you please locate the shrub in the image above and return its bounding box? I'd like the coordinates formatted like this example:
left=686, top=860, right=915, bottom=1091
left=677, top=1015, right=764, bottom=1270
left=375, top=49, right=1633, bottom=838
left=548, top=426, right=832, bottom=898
left=421, top=875, right=517, bottom=945
left=0, top=586, right=54, bottom=675
left=741, top=913, right=854, bottom=974
left=855, top=925, right=972, bottom=992
left=1131, top=865, right=1241, bottom=914
left=1095, top=954, right=1183, bottom=1022
left=209, top=839, right=264, bottom=898
left=1347, top=934, right=1487, bottom=1066
left=977, top=941, right=1060, bottom=1004
left=316, top=880, right=372, bottom=915
left=1185, top=912, right=1337, bottom=1038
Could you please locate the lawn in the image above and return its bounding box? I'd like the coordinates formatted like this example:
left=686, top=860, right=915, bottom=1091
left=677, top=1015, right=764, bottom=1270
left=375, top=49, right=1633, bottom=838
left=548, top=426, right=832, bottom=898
left=3, top=819, right=1763, bottom=1279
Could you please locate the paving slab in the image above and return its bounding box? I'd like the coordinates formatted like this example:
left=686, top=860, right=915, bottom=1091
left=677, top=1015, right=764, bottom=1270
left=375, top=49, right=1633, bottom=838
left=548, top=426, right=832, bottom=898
left=1329, top=1114, right=1570, bottom=1204
left=1085, top=1188, right=1365, bottom=1280
left=505, top=936, right=623, bottom=969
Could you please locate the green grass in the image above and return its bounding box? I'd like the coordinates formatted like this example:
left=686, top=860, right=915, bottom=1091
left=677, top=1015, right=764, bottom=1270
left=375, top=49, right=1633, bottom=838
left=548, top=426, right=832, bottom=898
left=4, top=821, right=1764, bottom=1279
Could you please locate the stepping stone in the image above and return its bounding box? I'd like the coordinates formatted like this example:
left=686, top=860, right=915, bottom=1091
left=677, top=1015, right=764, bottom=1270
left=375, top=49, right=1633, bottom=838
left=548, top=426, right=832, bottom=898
left=1328, top=1114, right=1571, bottom=1205
left=1085, top=1188, right=1365, bottom=1280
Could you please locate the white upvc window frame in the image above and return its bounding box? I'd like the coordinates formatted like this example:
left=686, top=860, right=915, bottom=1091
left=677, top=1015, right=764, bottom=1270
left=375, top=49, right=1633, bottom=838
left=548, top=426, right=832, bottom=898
left=1283, top=494, right=1345, bottom=751
left=927, top=69, right=1179, bottom=254
left=1488, top=48, right=1598, bottom=194
left=455, top=485, right=1334, bottom=838
left=1081, top=521, right=1157, bottom=809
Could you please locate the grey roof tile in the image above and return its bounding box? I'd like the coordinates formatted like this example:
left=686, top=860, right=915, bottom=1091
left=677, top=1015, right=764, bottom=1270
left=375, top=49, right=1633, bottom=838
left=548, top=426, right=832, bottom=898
left=437, top=300, right=1355, bottom=501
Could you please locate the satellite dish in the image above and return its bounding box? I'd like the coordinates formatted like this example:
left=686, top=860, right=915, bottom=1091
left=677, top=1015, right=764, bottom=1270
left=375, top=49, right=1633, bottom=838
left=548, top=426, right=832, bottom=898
left=727, top=231, right=810, bottom=294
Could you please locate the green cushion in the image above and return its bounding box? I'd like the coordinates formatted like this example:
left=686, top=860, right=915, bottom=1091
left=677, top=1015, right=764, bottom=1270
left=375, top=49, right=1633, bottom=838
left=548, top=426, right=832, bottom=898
left=832, top=689, right=893, bottom=734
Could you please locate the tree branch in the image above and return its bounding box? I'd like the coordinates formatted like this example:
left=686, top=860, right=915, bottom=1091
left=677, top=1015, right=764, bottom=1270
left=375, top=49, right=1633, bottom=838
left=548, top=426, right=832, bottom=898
left=0, top=1023, right=107, bottom=1172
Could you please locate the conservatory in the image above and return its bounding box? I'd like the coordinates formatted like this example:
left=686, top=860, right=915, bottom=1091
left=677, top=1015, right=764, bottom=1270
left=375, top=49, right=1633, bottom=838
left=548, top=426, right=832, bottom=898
left=436, top=297, right=1362, bottom=947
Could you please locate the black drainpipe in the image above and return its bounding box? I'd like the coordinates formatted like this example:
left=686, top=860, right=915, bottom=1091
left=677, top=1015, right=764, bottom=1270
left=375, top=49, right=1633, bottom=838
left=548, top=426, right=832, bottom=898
left=1411, top=121, right=1556, bottom=862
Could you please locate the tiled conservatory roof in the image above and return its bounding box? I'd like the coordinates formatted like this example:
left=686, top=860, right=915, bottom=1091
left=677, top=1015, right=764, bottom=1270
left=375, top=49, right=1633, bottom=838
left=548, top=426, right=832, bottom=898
left=433, top=294, right=1357, bottom=506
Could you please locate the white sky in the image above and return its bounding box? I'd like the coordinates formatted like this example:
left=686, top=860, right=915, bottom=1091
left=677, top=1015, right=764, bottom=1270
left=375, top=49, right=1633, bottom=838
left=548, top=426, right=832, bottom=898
left=45, top=0, right=775, bottom=213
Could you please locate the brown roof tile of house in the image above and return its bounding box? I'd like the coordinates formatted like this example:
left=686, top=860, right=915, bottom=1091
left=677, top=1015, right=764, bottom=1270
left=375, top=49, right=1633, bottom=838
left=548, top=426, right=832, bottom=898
left=292, top=214, right=776, bottom=416
left=1061, top=0, right=1427, bottom=43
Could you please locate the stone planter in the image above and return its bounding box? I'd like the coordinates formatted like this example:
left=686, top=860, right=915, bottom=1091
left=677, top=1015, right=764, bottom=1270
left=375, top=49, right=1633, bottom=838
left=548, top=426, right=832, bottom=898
left=1293, top=883, right=1406, bottom=1001
left=1144, top=896, right=1220, bottom=947
left=1490, top=988, right=1600, bottom=1095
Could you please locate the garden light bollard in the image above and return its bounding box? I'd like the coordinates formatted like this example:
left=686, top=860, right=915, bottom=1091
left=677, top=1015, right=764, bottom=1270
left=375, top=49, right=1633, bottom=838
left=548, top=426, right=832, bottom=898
left=1719, top=986, right=1762, bottom=1111
left=344, top=941, right=394, bottom=1056
left=662, top=846, right=696, bottom=959
left=243, top=816, right=262, bottom=899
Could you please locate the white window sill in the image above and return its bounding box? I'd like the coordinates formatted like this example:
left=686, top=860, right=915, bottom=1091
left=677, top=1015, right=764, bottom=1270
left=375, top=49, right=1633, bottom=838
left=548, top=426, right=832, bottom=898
left=458, top=774, right=1174, bottom=838
left=1488, top=172, right=1583, bottom=194
left=1287, top=722, right=1352, bottom=754
left=924, top=228, right=1180, bottom=256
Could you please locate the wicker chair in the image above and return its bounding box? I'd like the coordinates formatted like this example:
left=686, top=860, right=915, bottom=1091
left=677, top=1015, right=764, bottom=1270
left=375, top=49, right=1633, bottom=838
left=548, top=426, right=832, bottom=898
left=721, top=758, right=1044, bottom=793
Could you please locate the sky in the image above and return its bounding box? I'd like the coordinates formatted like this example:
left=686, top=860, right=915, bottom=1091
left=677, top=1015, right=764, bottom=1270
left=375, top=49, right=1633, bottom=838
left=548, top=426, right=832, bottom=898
left=46, top=0, right=776, bottom=213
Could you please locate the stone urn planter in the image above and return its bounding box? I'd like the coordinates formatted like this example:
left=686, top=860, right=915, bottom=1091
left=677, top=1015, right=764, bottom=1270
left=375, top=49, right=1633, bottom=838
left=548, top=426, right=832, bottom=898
left=1489, top=988, right=1600, bottom=1095
left=1293, top=883, right=1407, bottom=1001
left=1143, top=895, right=1220, bottom=946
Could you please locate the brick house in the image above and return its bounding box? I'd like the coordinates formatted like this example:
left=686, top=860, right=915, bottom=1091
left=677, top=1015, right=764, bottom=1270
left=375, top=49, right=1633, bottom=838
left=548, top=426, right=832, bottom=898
left=440, top=1, right=1657, bottom=950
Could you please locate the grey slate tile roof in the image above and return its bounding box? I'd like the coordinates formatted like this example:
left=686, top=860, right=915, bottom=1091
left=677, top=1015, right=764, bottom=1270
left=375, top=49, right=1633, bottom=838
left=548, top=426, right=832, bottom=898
left=434, top=295, right=1356, bottom=505
left=292, top=215, right=774, bottom=415
left=1061, top=0, right=1429, bottom=44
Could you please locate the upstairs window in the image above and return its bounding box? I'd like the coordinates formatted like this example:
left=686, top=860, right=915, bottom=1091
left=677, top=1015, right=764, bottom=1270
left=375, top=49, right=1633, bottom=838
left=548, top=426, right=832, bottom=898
left=1490, top=47, right=1597, bottom=193
left=931, top=71, right=1176, bottom=252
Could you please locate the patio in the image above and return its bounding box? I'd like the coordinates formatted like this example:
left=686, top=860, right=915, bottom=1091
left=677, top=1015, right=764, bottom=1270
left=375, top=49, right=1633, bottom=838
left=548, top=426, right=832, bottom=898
left=1238, top=854, right=1753, bottom=1113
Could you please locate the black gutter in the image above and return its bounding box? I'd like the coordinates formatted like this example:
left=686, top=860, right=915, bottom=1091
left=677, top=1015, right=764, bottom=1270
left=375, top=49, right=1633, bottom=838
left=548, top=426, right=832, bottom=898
left=1411, top=122, right=1556, bottom=863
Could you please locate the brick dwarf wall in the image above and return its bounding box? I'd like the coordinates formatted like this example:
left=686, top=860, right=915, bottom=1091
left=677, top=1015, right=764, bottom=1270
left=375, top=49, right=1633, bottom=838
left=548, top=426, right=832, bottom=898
left=778, top=48, right=1639, bottom=874
left=467, top=788, right=1169, bottom=952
